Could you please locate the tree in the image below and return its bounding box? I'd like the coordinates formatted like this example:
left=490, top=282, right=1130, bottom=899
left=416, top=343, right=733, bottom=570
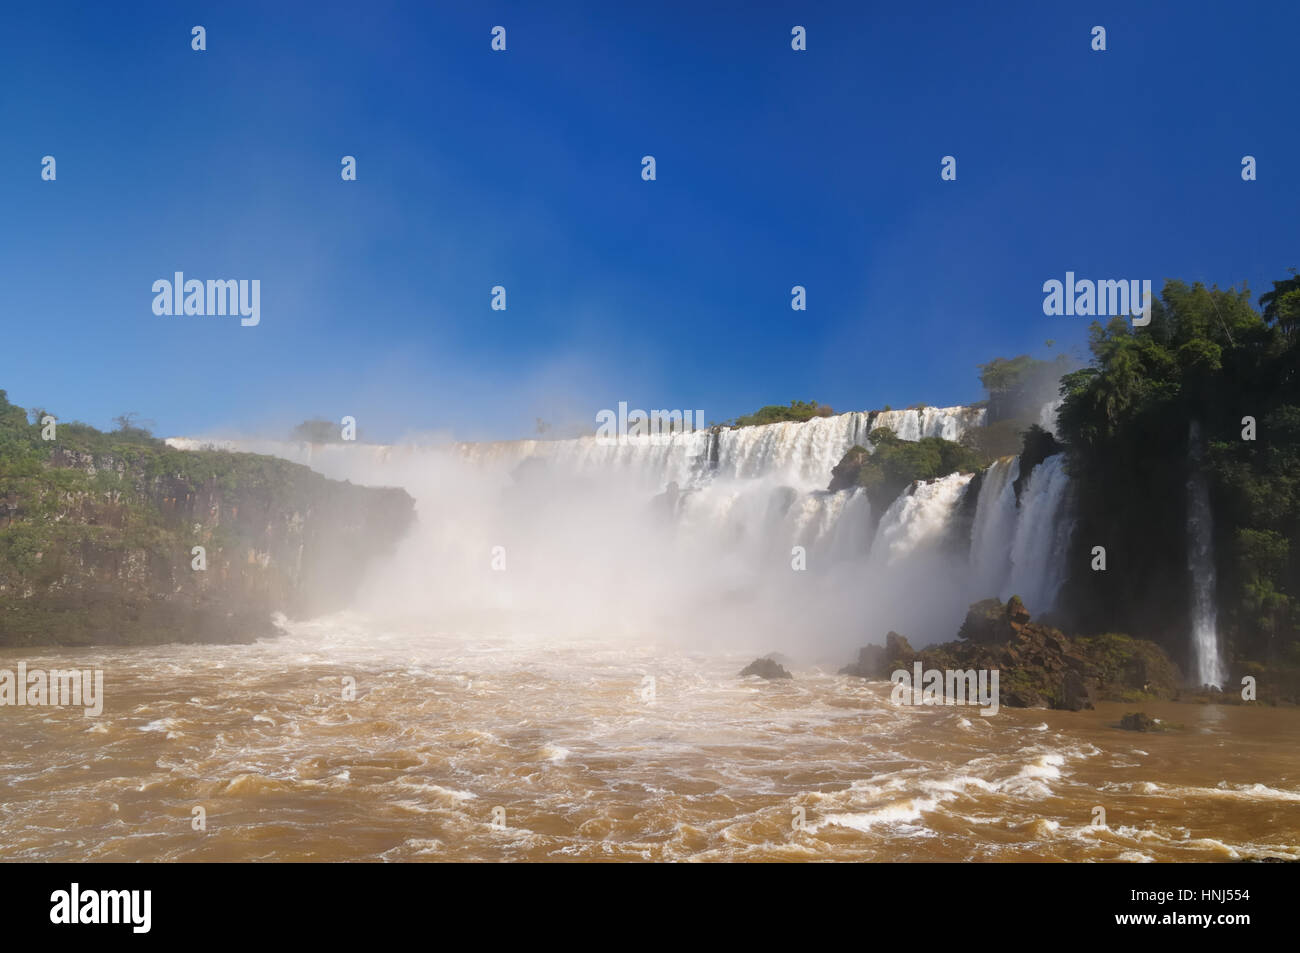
left=111, top=412, right=154, bottom=438
left=1259, top=268, right=1300, bottom=337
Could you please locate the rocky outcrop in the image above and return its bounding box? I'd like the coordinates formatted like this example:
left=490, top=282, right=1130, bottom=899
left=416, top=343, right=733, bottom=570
left=1061, top=669, right=1096, bottom=711
left=1011, top=425, right=1063, bottom=502
left=0, top=397, right=414, bottom=646
left=841, top=597, right=1181, bottom=709
left=1119, top=712, right=1158, bottom=731
left=828, top=445, right=871, bottom=493
left=740, top=657, right=793, bottom=679
left=839, top=631, right=914, bottom=678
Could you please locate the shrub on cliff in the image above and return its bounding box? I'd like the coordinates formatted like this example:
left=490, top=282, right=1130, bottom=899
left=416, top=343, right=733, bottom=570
left=1074, top=632, right=1182, bottom=701
left=829, top=428, right=981, bottom=510
left=977, top=354, right=1072, bottom=425
left=730, top=400, right=833, bottom=428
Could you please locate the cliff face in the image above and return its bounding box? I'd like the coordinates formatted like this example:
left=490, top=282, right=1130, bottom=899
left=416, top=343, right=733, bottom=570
left=0, top=392, right=414, bottom=646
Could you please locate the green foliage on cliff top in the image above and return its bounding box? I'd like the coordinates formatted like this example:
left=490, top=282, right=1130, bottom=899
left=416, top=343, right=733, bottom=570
left=978, top=353, right=1072, bottom=423
left=831, top=428, right=981, bottom=511
left=1053, top=273, right=1300, bottom=671
left=731, top=400, right=834, bottom=428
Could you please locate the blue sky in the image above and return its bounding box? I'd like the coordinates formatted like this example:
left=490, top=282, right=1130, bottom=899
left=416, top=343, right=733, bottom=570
left=1, top=1, right=1297, bottom=441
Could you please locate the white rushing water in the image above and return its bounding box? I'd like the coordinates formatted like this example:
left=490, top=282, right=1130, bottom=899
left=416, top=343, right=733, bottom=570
left=968, top=456, right=1020, bottom=598
left=1187, top=421, right=1226, bottom=688
left=1038, top=397, right=1063, bottom=437
left=870, top=472, right=972, bottom=566
left=167, top=404, right=1077, bottom=656
left=964, top=453, right=1074, bottom=616
left=169, top=406, right=985, bottom=491
left=1006, top=455, right=1075, bottom=616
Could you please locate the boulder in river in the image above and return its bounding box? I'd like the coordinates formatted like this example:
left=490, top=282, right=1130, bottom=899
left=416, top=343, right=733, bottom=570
left=1119, top=711, right=1158, bottom=731
left=739, top=658, right=793, bottom=680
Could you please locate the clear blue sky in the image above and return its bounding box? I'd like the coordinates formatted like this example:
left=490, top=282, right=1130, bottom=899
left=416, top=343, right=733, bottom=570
left=2, top=1, right=1296, bottom=441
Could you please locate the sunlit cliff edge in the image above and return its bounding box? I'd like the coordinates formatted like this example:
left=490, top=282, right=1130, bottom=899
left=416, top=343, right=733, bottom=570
left=0, top=390, right=414, bottom=647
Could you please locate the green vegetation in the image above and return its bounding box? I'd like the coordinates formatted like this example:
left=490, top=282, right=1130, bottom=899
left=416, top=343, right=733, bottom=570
left=977, top=354, right=1070, bottom=419
left=961, top=353, right=1072, bottom=463
left=0, top=390, right=413, bottom=646
left=730, top=400, right=834, bottom=428
left=1052, top=273, right=1300, bottom=680
left=844, top=597, right=1182, bottom=709
left=1074, top=632, right=1182, bottom=703
left=829, top=428, right=981, bottom=510
left=832, top=270, right=1300, bottom=694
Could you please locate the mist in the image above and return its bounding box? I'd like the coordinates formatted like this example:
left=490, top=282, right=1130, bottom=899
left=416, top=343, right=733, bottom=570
left=168, top=404, right=1073, bottom=665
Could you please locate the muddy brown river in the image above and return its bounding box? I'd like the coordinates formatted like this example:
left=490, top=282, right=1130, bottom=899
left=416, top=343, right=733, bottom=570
left=2, top=615, right=1297, bottom=862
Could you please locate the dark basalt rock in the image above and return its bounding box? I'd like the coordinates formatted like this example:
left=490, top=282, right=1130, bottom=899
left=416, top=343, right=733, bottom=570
left=1012, top=425, right=1063, bottom=502
left=740, top=657, right=793, bottom=680
left=1060, top=668, right=1096, bottom=711
left=958, top=597, right=1013, bottom=644
left=839, top=631, right=915, bottom=679
left=1119, top=711, right=1158, bottom=731
left=842, top=598, right=1177, bottom=710
left=828, top=445, right=871, bottom=493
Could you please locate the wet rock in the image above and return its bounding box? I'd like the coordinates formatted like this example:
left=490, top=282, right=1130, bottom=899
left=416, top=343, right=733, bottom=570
left=958, top=598, right=1013, bottom=644
left=840, top=631, right=915, bottom=679
left=847, top=597, right=1178, bottom=712
left=1060, top=669, right=1097, bottom=711
left=1006, top=594, right=1032, bottom=628
left=839, top=645, right=883, bottom=678
left=1012, top=425, right=1063, bottom=502
left=828, top=445, right=871, bottom=493
left=1119, top=711, right=1158, bottom=731
left=885, top=631, right=916, bottom=660
left=740, top=658, right=792, bottom=680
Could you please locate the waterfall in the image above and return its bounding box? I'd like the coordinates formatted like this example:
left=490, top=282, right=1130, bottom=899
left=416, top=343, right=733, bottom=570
left=1037, top=397, right=1063, bottom=437
left=968, top=456, right=1020, bottom=597
left=1187, top=421, right=1225, bottom=688
left=1003, top=454, right=1074, bottom=616
left=164, top=403, right=1074, bottom=655
left=962, top=453, right=1074, bottom=616
left=871, top=406, right=985, bottom=442
left=166, top=405, right=985, bottom=494
left=870, top=473, right=973, bottom=565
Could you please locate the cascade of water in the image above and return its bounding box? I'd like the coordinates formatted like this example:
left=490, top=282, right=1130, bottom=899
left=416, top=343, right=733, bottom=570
left=870, top=406, right=985, bottom=443
left=968, top=456, right=1020, bottom=597
left=1037, top=397, right=1063, bottom=437
left=165, top=403, right=1073, bottom=653
left=869, top=472, right=974, bottom=566
left=1187, top=421, right=1225, bottom=688
left=1004, top=454, right=1074, bottom=616
left=166, top=406, right=983, bottom=492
